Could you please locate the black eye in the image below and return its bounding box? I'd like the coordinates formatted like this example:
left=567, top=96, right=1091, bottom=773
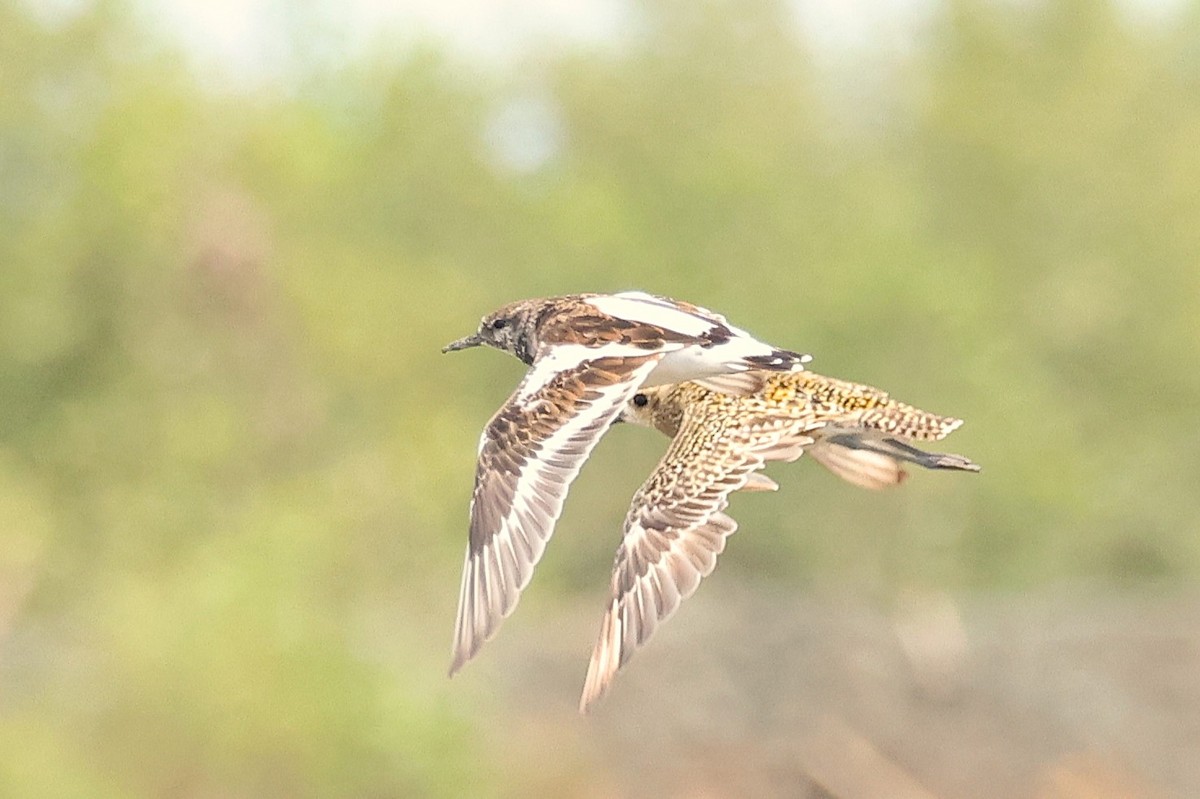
left=632, top=394, right=648, bottom=408
left=491, top=319, right=508, bottom=330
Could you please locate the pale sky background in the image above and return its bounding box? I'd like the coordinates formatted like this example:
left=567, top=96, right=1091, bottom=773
left=60, top=0, right=1184, bottom=89
left=134, top=0, right=935, bottom=88
left=19, top=0, right=1166, bottom=177
left=21, top=0, right=1186, bottom=174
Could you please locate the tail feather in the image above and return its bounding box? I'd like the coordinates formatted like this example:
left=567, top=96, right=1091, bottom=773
left=860, top=408, right=963, bottom=442
left=742, top=349, right=811, bottom=373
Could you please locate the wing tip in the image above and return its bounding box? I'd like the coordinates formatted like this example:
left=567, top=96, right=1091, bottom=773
left=937, top=416, right=965, bottom=438
left=578, top=680, right=603, bottom=715
left=935, top=453, right=982, bottom=473
left=448, top=547, right=508, bottom=678
left=448, top=605, right=483, bottom=677
left=448, top=625, right=481, bottom=677
left=741, top=472, right=780, bottom=492
left=579, top=601, right=621, bottom=714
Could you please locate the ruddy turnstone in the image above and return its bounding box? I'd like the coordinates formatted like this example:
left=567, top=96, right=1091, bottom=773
left=579, top=370, right=979, bottom=711
left=441, top=291, right=810, bottom=676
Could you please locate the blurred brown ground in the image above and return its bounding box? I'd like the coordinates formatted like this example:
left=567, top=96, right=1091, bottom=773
left=488, top=586, right=1198, bottom=798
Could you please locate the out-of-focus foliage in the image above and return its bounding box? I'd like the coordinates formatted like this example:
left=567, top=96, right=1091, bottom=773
left=0, top=0, right=1197, bottom=795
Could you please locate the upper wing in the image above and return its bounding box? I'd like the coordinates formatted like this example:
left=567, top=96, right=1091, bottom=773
left=449, top=350, right=663, bottom=675
left=578, top=410, right=810, bottom=712
left=587, top=292, right=732, bottom=338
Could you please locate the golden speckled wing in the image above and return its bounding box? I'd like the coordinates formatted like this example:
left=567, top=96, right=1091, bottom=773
left=578, top=398, right=811, bottom=712
left=710, top=371, right=978, bottom=489
left=777, top=372, right=964, bottom=442
left=449, top=352, right=663, bottom=676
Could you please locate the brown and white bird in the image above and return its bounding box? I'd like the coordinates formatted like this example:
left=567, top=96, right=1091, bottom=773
left=441, top=291, right=810, bottom=676
left=579, top=370, right=979, bottom=711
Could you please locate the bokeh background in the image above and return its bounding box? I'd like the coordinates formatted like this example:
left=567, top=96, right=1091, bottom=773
left=3, top=0, right=1199, bottom=796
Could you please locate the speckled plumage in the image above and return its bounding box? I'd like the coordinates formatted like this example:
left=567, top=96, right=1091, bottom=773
left=441, top=291, right=809, bottom=383
left=442, top=292, right=810, bottom=677
left=638, top=372, right=967, bottom=442
left=579, top=370, right=979, bottom=711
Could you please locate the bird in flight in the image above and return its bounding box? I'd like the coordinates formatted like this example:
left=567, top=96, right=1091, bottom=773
left=440, top=291, right=810, bottom=676
left=579, top=370, right=979, bottom=711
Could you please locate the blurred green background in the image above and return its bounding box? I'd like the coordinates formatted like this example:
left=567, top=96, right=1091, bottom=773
left=2, top=0, right=1199, bottom=796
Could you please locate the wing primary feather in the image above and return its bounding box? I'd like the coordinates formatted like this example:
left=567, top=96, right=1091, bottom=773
left=449, top=352, right=663, bottom=674
left=578, top=410, right=783, bottom=711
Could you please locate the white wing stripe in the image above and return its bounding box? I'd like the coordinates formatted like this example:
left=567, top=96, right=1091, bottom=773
left=515, top=343, right=663, bottom=402
left=585, top=294, right=720, bottom=338
left=610, top=290, right=759, bottom=338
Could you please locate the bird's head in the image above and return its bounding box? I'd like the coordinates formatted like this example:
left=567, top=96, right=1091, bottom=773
left=442, top=300, right=536, bottom=362
left=617, top=386, right=672, bottom=430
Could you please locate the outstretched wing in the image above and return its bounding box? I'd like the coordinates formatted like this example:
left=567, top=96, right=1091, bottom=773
left=449, top=349, right=663, bottom=675
left=807, top=425, right=981, bottom=490
left=579, top=411, right=810, bottom=712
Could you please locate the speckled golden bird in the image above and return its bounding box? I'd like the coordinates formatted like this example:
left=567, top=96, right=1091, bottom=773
left=579, top=370, right=980, bottom=712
